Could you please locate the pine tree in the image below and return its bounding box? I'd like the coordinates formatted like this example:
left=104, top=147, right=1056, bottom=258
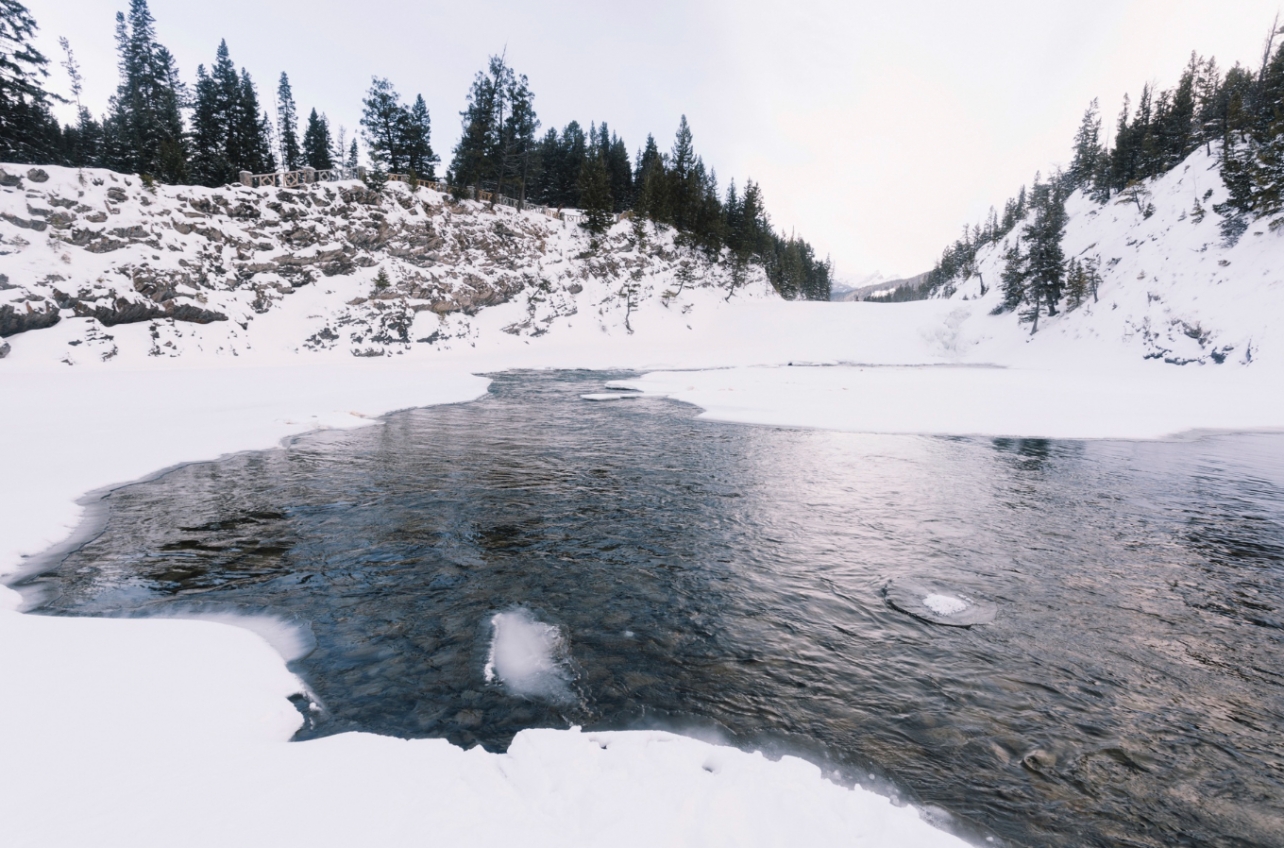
left=188, top=64, right=228, bottom=185
left=276, top=72, right=300, bottom=171
left=57, top=36, right=101, bottom=167
left=450, top=55, right=537, bottom=202
left=106, top=1, right=187, bottom=181
left=346, top=137, right=358, bottom=168
left=668, top=115, right=698, bottom=229
left=238, top=69, right=273, bottom=173
left=578, top=150, right=613, bottom=236
left=0, top=0, right=64, bottom=164
left=403, top=94, right=438, bottom=179
left=503, top=72, right=538, bottom=206
left=302, top=108, right=333, bottom=170
left=633, top=134, right=668, bottom=223
left=999, top=239, right=1028, bottom=312
left=361, top=77, right=409, bottom=172
left=1024, top=178, right=1069, bottom=323
left=1068, top=99, right=1103, bottom=190
left=604, top=129, right=633, bottom=212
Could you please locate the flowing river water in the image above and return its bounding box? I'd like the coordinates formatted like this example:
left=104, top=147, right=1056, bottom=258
left=19, top=370, right=1284, bottom=847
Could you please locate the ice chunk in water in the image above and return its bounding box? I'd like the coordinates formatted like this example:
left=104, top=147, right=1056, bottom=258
left=885, top=579, right=997, bottom=627
left=484, top=609, right=575, bottom=703
left=923, top=594, right=968, bottom=617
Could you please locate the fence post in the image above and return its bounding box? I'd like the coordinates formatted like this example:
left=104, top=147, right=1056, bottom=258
left=239, top=171, right=252, bottom=187
left=301, top=166, right=316, bottom=184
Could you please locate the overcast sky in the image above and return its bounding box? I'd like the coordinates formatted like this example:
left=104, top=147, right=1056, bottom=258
left=27, top=0, right=1284, bottom=280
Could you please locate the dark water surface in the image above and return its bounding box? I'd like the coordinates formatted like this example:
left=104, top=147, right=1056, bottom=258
left=21, top=370, right=1284, bottom=847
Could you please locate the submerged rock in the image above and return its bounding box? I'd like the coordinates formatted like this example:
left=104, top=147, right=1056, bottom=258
left=884, top=578, right=997, bottom=627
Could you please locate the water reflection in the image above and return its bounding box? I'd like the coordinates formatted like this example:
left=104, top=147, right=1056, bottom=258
left=19, top=371, right=1284, bottom=848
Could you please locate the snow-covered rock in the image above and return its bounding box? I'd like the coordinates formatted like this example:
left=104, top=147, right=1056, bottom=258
left=0, top=164, right=774, bottom=364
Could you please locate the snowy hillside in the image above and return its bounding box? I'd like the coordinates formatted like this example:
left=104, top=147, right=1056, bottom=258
left=938, top=148, right=1283, bottom=368
left=0, top=164, right=774, bottom=363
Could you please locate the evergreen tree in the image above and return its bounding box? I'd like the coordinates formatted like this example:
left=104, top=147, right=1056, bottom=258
left=578, top=149, right=613, bottom=236
left=603, top=128, right=633, bottom=212
left=503, top=71, right=539, bottom=206
left=187, top=63, right=228, bottom=184
left=999, top=239, right=1028, bottom=312
left=276, top=72, right=300, bottom=171
left=633, top=133, right=668, bottom=223
left=360, top=77, right=408, bottom=172
left=105, top=0, right=187, bottom=181
left=403, top=94, right=438, bottom=179
left=450, top=64, right=497, bottom=193
left=187, top=42, right=272, bottom=184
left=57, top=36, right=102, bottom=167
left=449, top=54, right=536, bottom=202
left=346, top=137, right=358, bottom=168
left=301, top=108, right=333, bottom=170
left=1023, top=177, right=1069, bottom=327
left=0, top=0, right=64, bottom=164
left=668, top=115, right=698, bottom=229
left=1067, top=99, right=1102, bottom=189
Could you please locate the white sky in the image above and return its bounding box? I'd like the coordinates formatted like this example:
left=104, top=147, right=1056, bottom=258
left=27, top=0, right=1284, bottom=279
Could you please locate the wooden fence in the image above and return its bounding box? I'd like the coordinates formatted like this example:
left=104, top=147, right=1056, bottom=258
left=238, top=167, right=632, bottom=223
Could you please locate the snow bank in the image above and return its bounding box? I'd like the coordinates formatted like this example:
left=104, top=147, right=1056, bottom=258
left=620, top=360, right=1284, bottom=440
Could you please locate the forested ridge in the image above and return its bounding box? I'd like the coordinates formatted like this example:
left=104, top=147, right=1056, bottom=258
left=0, top=0, right=830, bottom=300
left=924, top=18, right=1284, bottom=329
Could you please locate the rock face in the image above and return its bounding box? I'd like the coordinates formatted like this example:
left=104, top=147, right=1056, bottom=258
left=0, top=302, right=60, bottom=337
left=0, top=163, right=774, bottom=360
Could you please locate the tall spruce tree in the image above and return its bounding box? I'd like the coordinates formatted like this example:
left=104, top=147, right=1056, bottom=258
left=302, top=108, right=333, bottom=170
left=668, top=115, right=697, bottom=229
left=105, top=0, right=187, bottom=181
left=633, top=133, right=668, bottom=223
left=450, top=54, right=535, bottom=201
left=1068, top=99, right=1103, bottom=189
left=502, top=69, right=538, bottom=206
left=276, top=72, right=300, bottom=171
left=1022, top=177, right=1069, bottom=329
left=188, top=41, right=273, bottom=185
left=187, top=63, right=228, bottom=184
left=578, top=149, right=613, bottom=236
left=403, top=94, right=438, bottom=178
left=0, top=0, right=64, bottom=164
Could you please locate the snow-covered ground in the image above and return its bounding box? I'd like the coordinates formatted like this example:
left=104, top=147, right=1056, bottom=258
left=3, top=155, right=1283, bottom=846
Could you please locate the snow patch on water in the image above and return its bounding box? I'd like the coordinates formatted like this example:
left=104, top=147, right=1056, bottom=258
left=580, top=393, right=641, bottom=401
left=484, top=609, right=575, bottom=703
left=922, top=594, right=968, bottom=617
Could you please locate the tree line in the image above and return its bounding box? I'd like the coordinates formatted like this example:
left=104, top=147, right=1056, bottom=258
left=924, top=18, right=1284, bottom=327
left=0, top=0, right=830, bottom=300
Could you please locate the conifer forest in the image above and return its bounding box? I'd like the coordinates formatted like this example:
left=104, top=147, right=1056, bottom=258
left=0, top=0, right=832, bottom=301
left=921, top=23, right=1284, bottom=326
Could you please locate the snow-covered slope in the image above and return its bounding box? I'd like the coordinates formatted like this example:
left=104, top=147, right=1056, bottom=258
left=939, top=147, right=1283, bottom=368
left=0, top=164, right=774, bottom=364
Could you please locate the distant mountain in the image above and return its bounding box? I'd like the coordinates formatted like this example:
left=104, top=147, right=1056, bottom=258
left=833, top=272, right=931, bottom=302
